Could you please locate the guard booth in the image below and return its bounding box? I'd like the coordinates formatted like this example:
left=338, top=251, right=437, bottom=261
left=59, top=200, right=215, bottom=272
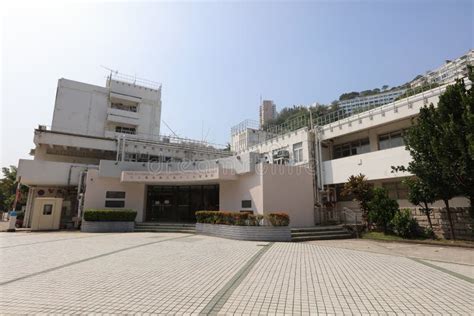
left=31, top=198, right=63, bottom=230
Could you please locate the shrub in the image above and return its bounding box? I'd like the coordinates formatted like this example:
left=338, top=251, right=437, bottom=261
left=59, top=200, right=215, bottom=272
left=267, top=213, right=290, bottom=226
left=83, top=209, right=137, bottom=222
left=391, top=209, right=421, bottom=238
left=195, top=211, right=288, bottom=226
left=367, top=188, right=399, bottom=233
left=15, top=211, right=25, bottom=220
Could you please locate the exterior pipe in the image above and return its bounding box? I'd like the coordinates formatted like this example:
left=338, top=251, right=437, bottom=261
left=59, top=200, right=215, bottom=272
left=121, top=135, right=125, bottom=161
left=75, top=170, right=86, bottom=228
left=116, top=136, right=121, bottom=161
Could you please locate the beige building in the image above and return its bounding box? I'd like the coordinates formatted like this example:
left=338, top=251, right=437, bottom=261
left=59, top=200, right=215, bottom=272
left=259, top=100, right=277, bottom=128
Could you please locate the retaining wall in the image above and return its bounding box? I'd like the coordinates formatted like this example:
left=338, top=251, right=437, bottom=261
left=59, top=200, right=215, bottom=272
left=81, top=221, right=135, bottom=233
left=196, top=223, right=291, bottom=242
left=410, top=207, right=473, bottom=240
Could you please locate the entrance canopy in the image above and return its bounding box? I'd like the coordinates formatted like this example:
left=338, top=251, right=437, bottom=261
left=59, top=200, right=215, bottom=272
left=121, top=166, right=237, bottom=184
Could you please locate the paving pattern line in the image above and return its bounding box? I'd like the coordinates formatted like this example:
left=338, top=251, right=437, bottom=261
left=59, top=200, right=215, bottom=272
left=0, top=234, right=193, bottom=286
left=410, top=257, right=474, bottom=284
left=199, top=242, right=274, bottom=315
left=0, top=233, right=118, bottom=249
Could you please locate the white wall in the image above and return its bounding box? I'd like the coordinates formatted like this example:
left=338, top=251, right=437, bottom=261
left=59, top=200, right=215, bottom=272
left=220, top=164, right=315, bottom=227
left=52, top=79, right=109, bottom=137
left=18, top=159, right=94, bottom=186
left=51, top=78, right=162, bottom=140
left=323, top=146, right=411, bottom=184
left=260, top=164, right=315, bottom=227
left=83, top=169, right=146, bottom=222
left=240, top=128, right=312, bottom=166
left=220, top=173, right=263, bottom=213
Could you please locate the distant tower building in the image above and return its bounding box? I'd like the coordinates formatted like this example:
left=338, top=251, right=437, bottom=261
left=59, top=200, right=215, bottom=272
left=259, top=100, right=277, bottom=128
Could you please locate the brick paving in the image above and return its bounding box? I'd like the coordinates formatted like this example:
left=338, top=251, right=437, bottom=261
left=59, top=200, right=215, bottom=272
left=0, top=232, right=472, bottom=315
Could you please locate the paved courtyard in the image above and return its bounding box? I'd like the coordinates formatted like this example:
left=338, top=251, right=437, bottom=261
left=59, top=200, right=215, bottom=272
left=0, top=232, right=472, bottom=315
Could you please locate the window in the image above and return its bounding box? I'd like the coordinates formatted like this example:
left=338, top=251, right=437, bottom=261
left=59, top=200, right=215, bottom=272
left=43, top=204, right=53, bottom=215
left=378, top=131, right=404, bottom=150
left=106, top=191, right=126, bottom=199
left=333, top=138, right=370, bottom=159
left=382, top=182, right=408, bottom=200
left=111, top=102, right=138, bottom=112
left=105, top=200, right=125, bottom=208
left=293, top=142, right=303, bottom=163
left=241, top=200, right=252, bottom=208
left=115, top=126, right=136, bottom=135
left=272, top=148, right=290, bottom=165
left=105, top=191, right=126, bottom=208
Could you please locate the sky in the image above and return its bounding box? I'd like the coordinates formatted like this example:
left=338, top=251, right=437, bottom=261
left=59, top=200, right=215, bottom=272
left=1, top=0, right=473, bottom=167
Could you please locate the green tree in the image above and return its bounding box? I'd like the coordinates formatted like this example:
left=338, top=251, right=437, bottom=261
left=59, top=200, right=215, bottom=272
left=0, top=166, right=27, bottom=212
left=403, top=178, right=436, bottom=233
left=367, top=187, right=399, bottom=233
left=399, top=104, right=459, bottom=239
left=342, top=174, right=373, bottom=225
left=434, top=74, right=474, bottom=217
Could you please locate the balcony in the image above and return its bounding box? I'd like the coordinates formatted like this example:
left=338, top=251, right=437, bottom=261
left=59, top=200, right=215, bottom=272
left=106, top=107, right=140, bottom=126
left=34, top=129, right=116, bottom=151
left=323, top=146, right=412, bottom=185
left=17, top=159, right=95, bottom=186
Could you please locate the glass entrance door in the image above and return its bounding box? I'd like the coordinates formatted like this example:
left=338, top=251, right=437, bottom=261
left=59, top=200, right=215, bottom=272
left=146, top=185, right=219, bottom=222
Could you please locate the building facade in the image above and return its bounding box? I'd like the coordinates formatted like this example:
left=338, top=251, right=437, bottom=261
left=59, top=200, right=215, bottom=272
left=259, top=100, right=277, bottom=127
left=234, top=79, right=471, bottom=226
left=337, top=89, right=406, bottom=114
left=18, top=75, right=315, bottom=229
left=410, top=49, right=474, bottom=88
left=16, top=70, right=472, bottom=232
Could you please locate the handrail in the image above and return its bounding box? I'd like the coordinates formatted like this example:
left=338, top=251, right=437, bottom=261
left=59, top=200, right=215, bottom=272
left=341, top=207, right=363, bottom=238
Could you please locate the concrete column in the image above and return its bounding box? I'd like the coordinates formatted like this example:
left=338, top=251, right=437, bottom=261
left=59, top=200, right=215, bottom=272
left=369, top=129, right=379, bottom=152
left=23, top=187, right=35, bottom=228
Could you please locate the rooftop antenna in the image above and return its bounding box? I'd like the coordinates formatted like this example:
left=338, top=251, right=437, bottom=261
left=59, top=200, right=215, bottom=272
left=162, top=120, right=179, bottom=138
left=101, top=65, right=118, bottom=80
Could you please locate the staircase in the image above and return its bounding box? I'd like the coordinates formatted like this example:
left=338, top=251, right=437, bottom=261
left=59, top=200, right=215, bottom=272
left=291, top=225, right=354, bottom=242
left=134, top=222, right=196, bottom=234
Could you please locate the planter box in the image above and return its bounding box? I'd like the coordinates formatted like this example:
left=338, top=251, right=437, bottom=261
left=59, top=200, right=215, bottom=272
left=196, top=223, right=291, bottom=242
left=81, top=220, right=135, bottom=233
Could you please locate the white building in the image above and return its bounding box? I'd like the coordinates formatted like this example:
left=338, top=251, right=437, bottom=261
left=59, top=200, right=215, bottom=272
left=410, top=49, right=474, bottom=88
left=17, top=75, right=315, bottom=230
left=234, top=79, right=470, bottom=224
left=230, top=120, right=273, bottom=152
left=337, top=89, right=406, bottom=114
left=16, top=71, right=471, bottom=233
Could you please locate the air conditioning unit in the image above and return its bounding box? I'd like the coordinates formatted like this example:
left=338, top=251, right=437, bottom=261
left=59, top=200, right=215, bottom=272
left=38, top=125, right=47, bottom=131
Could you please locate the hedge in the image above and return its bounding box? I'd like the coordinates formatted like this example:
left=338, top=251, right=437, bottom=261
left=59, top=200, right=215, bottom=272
left=267, top=212, right=290, bottom=226
left=195, top=211, right=289, bottom=226
left=83, top=209, right=137, bottom=222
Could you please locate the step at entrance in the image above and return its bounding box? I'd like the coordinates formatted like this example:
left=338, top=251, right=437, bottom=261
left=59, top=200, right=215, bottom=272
left=134, top=222, right=196, bottom=233
left=291, top=225, right=353, bottom=242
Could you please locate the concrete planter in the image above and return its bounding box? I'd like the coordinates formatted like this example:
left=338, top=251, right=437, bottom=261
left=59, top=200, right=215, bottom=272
left=196, top=223, right=291, bottom=242
left=81, top=220, right=135, bottom=233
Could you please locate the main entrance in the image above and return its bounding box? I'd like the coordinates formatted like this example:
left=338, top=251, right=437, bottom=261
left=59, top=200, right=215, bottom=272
left=145, top=185, right=219, bottom=222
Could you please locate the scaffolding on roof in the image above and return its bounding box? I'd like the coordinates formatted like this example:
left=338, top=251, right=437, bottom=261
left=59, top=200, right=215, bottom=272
left=231, top=119, right=260, bottom=135
left=103, top=66, right=162, bottom=90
